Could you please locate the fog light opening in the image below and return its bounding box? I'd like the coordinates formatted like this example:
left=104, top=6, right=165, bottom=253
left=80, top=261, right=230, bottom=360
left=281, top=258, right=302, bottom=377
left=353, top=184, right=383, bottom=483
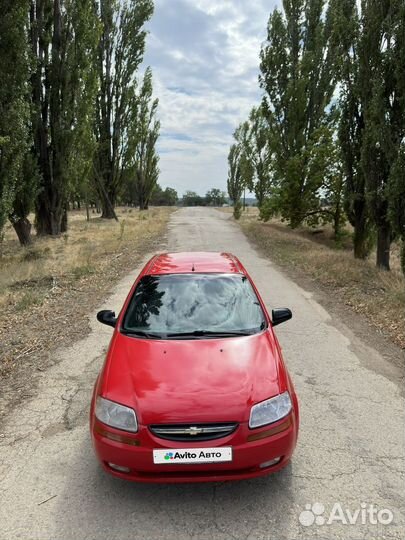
left=108, top=462, right=131, bottom=473
left=259, top=457, right=281, bottom=469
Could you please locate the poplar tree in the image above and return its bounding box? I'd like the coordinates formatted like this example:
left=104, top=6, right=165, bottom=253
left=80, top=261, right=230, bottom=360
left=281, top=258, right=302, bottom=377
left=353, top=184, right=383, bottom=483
left=387, top=0, right=405, bottom=274
left=30, top=0, right=99, bottom=235
left=359, top=0, right=405, bottom=270
left=94, top=0, right=154, bottom=218
left=259, top=0, right=339, bottom=227
left=246, top=107, right=272, bottom=209
left=334, top=0, right=371, bottom=258
left=0, top=0, right=30, bottom=242
left=388, top=147, right=405, bottom=274
left=227, top=144, right=243, bottom=219
left=129, top=68, right=160, bottom=211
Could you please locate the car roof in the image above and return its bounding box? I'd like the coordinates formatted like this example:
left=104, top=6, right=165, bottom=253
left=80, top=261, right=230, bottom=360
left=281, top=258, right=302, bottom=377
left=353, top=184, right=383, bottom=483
left=144, top=252, right=245, bottom=276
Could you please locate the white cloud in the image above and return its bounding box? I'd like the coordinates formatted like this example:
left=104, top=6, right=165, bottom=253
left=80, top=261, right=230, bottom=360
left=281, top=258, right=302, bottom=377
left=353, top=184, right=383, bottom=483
left=142, top=0, right=278, bottom=196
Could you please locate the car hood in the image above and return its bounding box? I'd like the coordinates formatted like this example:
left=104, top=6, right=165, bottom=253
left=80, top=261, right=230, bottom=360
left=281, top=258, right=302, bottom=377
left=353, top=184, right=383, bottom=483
left=103, top=331, right=283, bottom=425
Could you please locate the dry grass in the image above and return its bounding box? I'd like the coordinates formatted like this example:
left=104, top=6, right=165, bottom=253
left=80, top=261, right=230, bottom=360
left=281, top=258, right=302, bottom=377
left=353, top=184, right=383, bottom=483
left=0, top=207, right=171, bottom=300
left=0, top=206, right=174, bottom=417
left=236, top=212, right=404, bottom=349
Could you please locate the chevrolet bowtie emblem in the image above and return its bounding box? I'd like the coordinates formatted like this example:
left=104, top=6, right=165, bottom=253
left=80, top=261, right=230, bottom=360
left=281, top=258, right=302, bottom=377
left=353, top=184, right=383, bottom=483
left=187, top=426, right=202, bottom=436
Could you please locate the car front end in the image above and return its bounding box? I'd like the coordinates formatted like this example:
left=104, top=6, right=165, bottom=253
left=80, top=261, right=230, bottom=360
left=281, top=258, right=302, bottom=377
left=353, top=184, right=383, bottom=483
left=90, top=392, right=298, bottom=483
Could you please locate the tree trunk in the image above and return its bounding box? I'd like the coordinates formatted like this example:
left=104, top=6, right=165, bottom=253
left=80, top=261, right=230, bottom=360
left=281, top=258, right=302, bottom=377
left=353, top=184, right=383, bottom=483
left=333, top=202, right=342, bottom=241
left=353, top=225, right=368, bottom=258
left=100, top=193, right=117, bottom=219
left=101, top=206, right=115, bottom=218
left=94, top=170, right=118, bottom=220
left=352, top=200, right=369, bottom=259
left=376, top=223, right=391, bottom=270
left=31, top=0, right=66, bottom=237
left=60, top=205, right=68, bottom=232
left=12, top=218, right=32, bottom=246
left=138, top=190, right=146, bottom=210
left=35, top=203, right=63, bottom=236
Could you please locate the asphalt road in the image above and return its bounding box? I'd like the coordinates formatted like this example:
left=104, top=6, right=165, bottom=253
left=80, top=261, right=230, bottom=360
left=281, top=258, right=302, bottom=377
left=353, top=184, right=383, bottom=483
left=0, top=207, right=404, bottom=540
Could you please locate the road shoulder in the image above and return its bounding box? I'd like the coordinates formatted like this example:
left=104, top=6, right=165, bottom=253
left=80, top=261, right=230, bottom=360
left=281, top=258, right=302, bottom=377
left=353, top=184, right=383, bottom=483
left=237, top=215, right=404, bottom=389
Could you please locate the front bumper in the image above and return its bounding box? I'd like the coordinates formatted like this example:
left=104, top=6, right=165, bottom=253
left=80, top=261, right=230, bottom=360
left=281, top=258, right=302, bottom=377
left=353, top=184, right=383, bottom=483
left=91, top=414, right=298, bottom=483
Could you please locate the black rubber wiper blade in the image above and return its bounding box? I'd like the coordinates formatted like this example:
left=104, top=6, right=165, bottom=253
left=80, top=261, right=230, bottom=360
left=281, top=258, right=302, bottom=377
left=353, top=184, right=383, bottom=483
left=121, top=329, right=163, bottom=339
left=166, top=330, right=253, bottom=338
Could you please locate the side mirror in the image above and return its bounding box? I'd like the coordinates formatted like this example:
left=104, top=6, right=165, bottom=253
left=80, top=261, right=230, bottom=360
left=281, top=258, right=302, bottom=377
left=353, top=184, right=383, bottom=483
left=272, top=308, right=292, bottom=327
left=97, top=309, right=117, bottom=328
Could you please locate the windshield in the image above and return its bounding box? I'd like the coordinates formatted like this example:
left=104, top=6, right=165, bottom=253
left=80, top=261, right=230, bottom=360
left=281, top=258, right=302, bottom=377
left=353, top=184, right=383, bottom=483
left=121, top=273, right=266, bottom=338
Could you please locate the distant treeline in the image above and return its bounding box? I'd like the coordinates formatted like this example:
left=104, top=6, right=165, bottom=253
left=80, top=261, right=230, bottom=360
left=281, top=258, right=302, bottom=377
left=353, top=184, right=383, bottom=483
left=180, top=189, right=228, bottom=207
left=227, top=1, right=405, bottom=274
left=66, top=184, right=233, bottom=208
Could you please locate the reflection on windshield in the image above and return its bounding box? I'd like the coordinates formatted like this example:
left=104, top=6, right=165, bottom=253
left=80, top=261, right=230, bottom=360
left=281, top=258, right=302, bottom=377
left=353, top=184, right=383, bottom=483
left=124, top=275, right=165, bottom=328
left=122, top=273, right=266, bottom=337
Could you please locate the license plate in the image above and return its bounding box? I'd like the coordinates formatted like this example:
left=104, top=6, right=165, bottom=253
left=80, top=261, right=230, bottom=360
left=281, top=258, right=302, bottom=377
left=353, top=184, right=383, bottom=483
left=153, top=447, right=232, bottom=464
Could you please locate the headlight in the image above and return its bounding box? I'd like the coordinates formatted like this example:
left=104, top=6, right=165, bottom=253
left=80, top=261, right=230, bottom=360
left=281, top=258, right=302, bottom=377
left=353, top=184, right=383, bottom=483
left=249, top=391, right=292, bottom=428
left=95, top=396, right=138, bottom=432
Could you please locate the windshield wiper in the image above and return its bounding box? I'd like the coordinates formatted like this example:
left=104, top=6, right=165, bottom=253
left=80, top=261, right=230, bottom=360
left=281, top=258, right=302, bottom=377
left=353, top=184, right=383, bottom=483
left=166, top=330, right=254, bottom=339
left=121, top=329, right=163, bottom=339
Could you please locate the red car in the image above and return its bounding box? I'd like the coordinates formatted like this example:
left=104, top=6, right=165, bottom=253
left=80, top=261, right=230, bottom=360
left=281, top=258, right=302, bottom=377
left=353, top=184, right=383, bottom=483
left=90, top=252, right=299, bottom=483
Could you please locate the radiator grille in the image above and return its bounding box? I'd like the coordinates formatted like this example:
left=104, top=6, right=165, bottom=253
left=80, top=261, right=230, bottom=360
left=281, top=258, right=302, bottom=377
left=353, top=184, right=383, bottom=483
left=149, top=423, right=238, bottom=441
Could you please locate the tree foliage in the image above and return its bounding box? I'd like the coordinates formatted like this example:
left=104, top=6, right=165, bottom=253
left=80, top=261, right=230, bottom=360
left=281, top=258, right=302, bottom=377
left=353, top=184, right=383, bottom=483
left=129, top=68, right=160, bottom=210
left=150, top=185, right=178, bottom=206
left=388, top=0, right=405, bottom=271
left=229, top=0, right=405, bottom=274
left=335, top=0, right=371, bottom=259
left=227, top=124, right=258, bottom=219
left=29, top=0, right=99, bottom=235
left=246, top=107, right=272, bottom=208
left=0, top=0, right=161, bottom=246
left=182, top=191, right=205, bottom=206
left=359, top=0, right=405, bottom=270
left=181, top=190, right=227, bottom=207
left=94, top=0, right=154, bottom=218
left=259, top=0, right=340, bottom=227
left=227, top=144, right=243, bottom=219
left=205, top=188, right=227, bottom=207
left=0, top=0, right=30, bottom=242
left=388, top=145, right=405, bottom=273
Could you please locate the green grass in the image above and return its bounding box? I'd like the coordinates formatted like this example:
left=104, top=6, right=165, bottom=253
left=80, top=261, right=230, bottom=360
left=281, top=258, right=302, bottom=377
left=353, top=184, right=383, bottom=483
left=15, top=291, right=44, bottom=311
left=72, top=264, right=95, bottom=280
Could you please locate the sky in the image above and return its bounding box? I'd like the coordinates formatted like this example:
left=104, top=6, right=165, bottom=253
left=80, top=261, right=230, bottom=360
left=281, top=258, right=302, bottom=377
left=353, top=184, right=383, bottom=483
left=141, top=0, right=278, bottom=197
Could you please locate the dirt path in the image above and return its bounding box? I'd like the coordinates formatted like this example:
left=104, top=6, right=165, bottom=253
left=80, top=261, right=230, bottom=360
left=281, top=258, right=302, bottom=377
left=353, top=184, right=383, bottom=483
left=0, top=207, right=403, bottom=540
